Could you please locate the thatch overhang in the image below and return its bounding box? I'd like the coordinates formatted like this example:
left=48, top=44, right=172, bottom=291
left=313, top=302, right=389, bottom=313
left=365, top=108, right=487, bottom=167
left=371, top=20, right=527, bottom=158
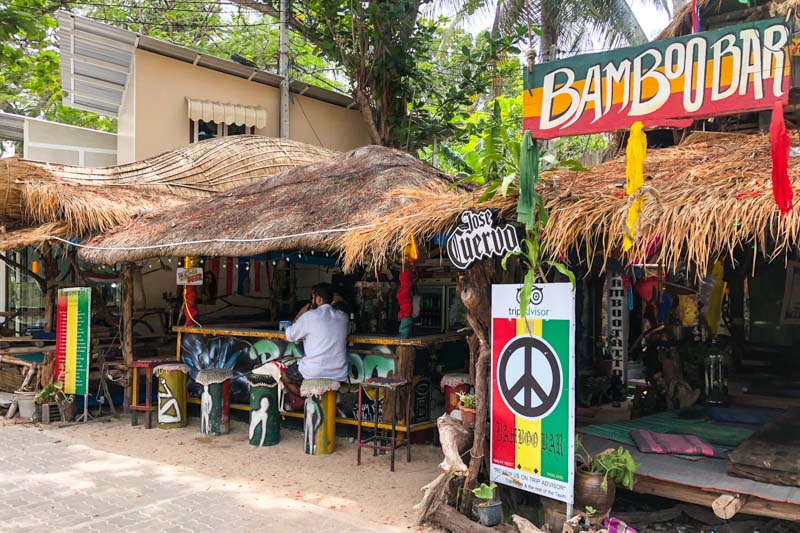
left=659, top=0, right=771, bottom=40
left=341, top=132, right=800, bottom=275
left=77, top=145, right=460, bottom=265
left=0, top=135, right=333, bottom=251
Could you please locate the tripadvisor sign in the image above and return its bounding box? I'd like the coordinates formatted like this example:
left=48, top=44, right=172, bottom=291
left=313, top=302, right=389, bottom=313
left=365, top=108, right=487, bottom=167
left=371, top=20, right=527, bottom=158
left=523, top=17, right=792, bottom=139
left=447, top=209, right=522, bottom=270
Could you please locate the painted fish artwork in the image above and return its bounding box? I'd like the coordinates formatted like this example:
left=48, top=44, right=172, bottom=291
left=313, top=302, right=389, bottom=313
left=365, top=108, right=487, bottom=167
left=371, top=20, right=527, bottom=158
left=181, top=334, right=292, bottom=404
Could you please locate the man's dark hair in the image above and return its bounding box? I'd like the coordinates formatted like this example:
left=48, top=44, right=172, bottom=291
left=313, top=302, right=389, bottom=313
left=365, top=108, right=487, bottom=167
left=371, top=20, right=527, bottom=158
left=311, top=283, right=334, bottom=304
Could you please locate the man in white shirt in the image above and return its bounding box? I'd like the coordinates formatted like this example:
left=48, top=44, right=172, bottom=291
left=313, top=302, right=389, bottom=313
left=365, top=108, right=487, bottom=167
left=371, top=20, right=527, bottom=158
left=281, top=283, right=349, bottom=398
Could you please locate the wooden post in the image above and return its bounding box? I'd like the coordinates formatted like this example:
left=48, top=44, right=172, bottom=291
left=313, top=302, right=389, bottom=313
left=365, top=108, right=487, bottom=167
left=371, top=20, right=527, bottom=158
left=41, top=244, right=59, bottom=333
left=458, top=259, right=494, bottom=514
left=385, top=344, right=415, bottom=423
left=122, top=263, right=136, bottom=412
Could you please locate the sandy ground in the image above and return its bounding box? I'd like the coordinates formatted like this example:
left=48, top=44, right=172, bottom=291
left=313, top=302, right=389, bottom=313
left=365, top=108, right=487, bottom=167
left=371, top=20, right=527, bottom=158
left=22, top=415, right=442, bottom=530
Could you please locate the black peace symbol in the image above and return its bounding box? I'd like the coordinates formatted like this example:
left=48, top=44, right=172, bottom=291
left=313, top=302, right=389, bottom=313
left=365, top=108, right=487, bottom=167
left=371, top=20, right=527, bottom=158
left=498, top=337, right=561, bottom=419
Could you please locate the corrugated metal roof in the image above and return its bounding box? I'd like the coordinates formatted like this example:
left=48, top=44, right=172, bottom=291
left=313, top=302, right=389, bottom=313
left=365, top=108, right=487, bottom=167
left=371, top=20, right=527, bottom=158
left=58, top=12, right=357, bottom=117
left=0, top=112, right=25, bottom=142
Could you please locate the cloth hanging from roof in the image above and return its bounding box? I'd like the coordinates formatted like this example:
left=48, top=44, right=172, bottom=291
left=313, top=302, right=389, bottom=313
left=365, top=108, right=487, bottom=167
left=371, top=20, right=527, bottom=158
left=770, top=101, right=793, bottom=217
left=187, top=98, right=268, bottom=128
left=624, top=121, right=647, bottom=251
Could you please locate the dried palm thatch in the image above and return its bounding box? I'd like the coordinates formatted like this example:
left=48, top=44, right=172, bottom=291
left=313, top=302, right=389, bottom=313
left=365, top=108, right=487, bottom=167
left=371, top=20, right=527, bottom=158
left=341, top=132, right=800, bottom=276
left=77, top=145, right=459, bottom=265
left=0, top=135, right=334, bottom=247
left=658, top=0, right=770, bottom=40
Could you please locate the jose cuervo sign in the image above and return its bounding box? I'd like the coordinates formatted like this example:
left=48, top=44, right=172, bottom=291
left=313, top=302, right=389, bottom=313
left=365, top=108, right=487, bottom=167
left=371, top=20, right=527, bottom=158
left=491, top=283, right=575, bottom=503
left=447, top=210, right=521, bottom=270
left=523, top=17, right=792, bottom=139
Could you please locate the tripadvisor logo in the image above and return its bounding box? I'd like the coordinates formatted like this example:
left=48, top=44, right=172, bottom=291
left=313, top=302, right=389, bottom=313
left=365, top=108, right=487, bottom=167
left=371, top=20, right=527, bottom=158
left=516, top=286, right=544, bottom=306
left=447, top=209, right=521, bottom=270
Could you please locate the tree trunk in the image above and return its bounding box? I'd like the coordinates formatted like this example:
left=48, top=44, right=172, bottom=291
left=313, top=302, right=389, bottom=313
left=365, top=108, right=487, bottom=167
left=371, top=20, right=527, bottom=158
left=121, top=263, right=136, bottom=412
left=459, top=259, right=494, bottom=514
left=539, top=2, right=559, bottom=62
left=41, top=246, right=59, bottom=333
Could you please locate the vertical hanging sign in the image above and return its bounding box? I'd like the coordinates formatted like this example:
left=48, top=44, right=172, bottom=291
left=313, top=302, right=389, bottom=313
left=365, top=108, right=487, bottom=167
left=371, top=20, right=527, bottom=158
left=55, top=287, right=91, bottom=396
left=490, top=283, right=575, bottom=504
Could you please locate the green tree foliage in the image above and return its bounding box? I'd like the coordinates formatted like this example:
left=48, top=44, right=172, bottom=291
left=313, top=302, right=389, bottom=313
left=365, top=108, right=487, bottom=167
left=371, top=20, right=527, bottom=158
left=0, top=0, right=113, bottom=132
left=236, top=0, right=523, bottom=148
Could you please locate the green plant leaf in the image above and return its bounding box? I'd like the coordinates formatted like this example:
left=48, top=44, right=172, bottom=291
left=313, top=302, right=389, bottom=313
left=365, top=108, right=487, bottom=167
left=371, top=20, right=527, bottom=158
left=545, top=261, right=576, bottom=288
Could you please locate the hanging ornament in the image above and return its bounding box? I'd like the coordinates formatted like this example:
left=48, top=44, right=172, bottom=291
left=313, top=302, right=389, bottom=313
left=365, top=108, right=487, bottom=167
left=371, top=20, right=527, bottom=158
left=624, top=121, right=647, bottom=251
left=404, top=233, right=419, bottom=263
left=770, top=100, right=793, bottom=217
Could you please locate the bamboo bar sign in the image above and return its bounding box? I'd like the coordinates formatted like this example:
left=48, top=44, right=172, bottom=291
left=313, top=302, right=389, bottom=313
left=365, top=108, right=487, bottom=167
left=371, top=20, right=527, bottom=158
left=523, top=17, right=792, bottom=139
left=55, top=287, right=91, bottom=396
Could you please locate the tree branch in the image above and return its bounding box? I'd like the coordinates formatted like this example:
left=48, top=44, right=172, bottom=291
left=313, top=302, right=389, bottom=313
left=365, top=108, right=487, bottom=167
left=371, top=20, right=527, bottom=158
left=0, top=253, right=45, bottom=289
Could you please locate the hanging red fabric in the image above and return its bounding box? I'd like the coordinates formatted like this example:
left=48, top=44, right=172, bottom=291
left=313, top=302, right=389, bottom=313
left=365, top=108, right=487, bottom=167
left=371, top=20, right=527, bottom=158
left=770, top=101, right=793, bottom=217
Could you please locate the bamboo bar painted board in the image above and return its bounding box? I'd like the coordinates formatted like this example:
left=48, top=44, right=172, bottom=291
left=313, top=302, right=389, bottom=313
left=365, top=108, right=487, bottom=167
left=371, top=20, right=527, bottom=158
left=55, top=288, right=91, bottom=396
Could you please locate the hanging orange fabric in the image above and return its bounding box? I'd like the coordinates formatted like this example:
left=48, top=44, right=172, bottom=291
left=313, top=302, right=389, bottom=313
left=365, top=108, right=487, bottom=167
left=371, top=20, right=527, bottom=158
left=624, top=122, right=647, bottom=251
left=770, top=101, right=793, bottom=217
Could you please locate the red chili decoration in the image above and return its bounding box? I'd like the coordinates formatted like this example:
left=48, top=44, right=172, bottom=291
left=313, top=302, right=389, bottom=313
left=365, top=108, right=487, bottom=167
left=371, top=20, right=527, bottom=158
left=770, top=101, right=793, bottom=217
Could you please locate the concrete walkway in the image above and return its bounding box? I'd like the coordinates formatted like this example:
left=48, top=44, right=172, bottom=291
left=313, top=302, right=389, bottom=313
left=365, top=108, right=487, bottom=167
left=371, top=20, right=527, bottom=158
left=0, top=424, right=399, bottom=532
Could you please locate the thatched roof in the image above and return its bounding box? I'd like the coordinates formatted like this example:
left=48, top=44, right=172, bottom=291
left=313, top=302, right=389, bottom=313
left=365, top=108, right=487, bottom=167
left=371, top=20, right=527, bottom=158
left=77, top=145, right=458, bottom=265
left=658, top=0, right=770, bottom=40
left=0, top=135, right=333, bottom=250
left=341, top=132, right=800, bottom=275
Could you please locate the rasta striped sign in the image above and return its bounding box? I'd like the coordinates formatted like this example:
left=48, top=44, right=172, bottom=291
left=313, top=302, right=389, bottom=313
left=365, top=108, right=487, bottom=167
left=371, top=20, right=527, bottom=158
left=490, top=284, right=575, bottom=503
left=55, top=288, right=91, bottom=396
left=523, top=17, right=792, bottom=139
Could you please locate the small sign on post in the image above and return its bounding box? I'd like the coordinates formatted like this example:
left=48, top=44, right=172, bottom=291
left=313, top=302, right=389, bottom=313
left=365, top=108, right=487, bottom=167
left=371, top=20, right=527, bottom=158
left=55, top=287, right=92, bottom=423
left=490, top=283, right=575, bottom=505
left=176, top=267, right=204, bottom=285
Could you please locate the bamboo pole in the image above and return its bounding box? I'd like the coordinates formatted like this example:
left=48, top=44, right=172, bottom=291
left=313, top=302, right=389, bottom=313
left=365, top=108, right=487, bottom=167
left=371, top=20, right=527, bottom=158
left=121, top=262, right=136, bottom=412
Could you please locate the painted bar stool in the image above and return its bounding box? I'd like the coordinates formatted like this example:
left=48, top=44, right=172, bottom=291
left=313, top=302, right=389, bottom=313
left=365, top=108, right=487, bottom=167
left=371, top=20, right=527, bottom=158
left=246, top=374, right=280, bottom=447
left=153, top=363, right=190, bottom=429
left=130, top=356, right=174, bottom=429
left=357, top=376, right=412, bottom=472
left=195, top=368, right=234, bottom=436
left=300, top=379, right=340, bottom=455
left=440, top=373, right=471, bottom=415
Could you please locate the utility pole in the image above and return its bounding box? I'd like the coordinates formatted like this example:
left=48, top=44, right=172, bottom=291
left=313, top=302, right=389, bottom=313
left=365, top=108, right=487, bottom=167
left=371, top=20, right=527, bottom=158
left=279, top=0, right=290, bottom=139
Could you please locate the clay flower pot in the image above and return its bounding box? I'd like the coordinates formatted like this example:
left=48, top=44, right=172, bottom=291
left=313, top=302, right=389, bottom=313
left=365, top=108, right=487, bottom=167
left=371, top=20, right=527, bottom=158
left=574, top=466, right=616, bottom=517
left=459, top=406, right=476, bottom=428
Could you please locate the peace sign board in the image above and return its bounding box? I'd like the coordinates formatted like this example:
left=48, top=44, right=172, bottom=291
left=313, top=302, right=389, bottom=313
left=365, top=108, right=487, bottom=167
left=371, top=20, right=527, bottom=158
left=490, top=283, right=575, bottom=504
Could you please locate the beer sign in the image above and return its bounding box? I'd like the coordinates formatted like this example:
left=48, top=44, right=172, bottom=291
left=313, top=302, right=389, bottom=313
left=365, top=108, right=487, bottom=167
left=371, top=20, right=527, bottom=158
left=177, top=267, right=203, bottom=285
left=523, top=18, right=792, bottom=139
left=447, top=209, right=522, bottom=270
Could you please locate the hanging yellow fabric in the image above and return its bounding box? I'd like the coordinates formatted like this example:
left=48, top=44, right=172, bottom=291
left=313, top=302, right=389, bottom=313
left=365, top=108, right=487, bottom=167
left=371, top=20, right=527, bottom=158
left=404, top=232, right=419, bottom=262
left=624, top=122, right=647, bottom=251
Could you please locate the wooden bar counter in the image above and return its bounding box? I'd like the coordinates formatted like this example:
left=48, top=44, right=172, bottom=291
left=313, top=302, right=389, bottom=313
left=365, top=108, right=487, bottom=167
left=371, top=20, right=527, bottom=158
left=172, top=325, right=467, bottom=434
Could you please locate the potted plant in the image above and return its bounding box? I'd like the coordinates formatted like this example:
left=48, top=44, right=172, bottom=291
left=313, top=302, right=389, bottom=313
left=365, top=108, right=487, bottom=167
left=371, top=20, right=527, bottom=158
left=574, top=436, right=637, bottom=517
left=34, top=381, right=65, bottom=424
left=472, top=482, right=502, bottom=527
left=457, top=392, right=476, bottom=428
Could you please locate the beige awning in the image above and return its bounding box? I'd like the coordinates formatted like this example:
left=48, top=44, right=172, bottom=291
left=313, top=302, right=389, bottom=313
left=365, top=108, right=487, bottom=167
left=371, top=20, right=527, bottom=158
left=187, top=98, right=268, bottom=128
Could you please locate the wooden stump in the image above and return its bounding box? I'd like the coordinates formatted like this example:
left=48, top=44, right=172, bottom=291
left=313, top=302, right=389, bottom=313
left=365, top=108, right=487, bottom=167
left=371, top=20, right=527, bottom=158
left=712, top=493, right=748, bottom=520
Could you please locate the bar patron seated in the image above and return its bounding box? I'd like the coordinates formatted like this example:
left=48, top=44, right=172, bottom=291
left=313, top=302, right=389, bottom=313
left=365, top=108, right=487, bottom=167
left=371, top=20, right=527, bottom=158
left=172, top=254, right=469, bottom=436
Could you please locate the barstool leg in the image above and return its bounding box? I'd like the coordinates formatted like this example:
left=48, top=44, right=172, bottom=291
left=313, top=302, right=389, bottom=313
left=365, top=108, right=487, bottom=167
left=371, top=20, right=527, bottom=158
left=406, top=383, right=412, bottom=463
left=144, top=372, right=152, bottom=429
left=356, top=384, right=363, bottom=466
left=131, top=368, right=139, bottom=426
left=390, top=408, right=397, bottom=472
left=373, top=386, right=379, bottom=457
